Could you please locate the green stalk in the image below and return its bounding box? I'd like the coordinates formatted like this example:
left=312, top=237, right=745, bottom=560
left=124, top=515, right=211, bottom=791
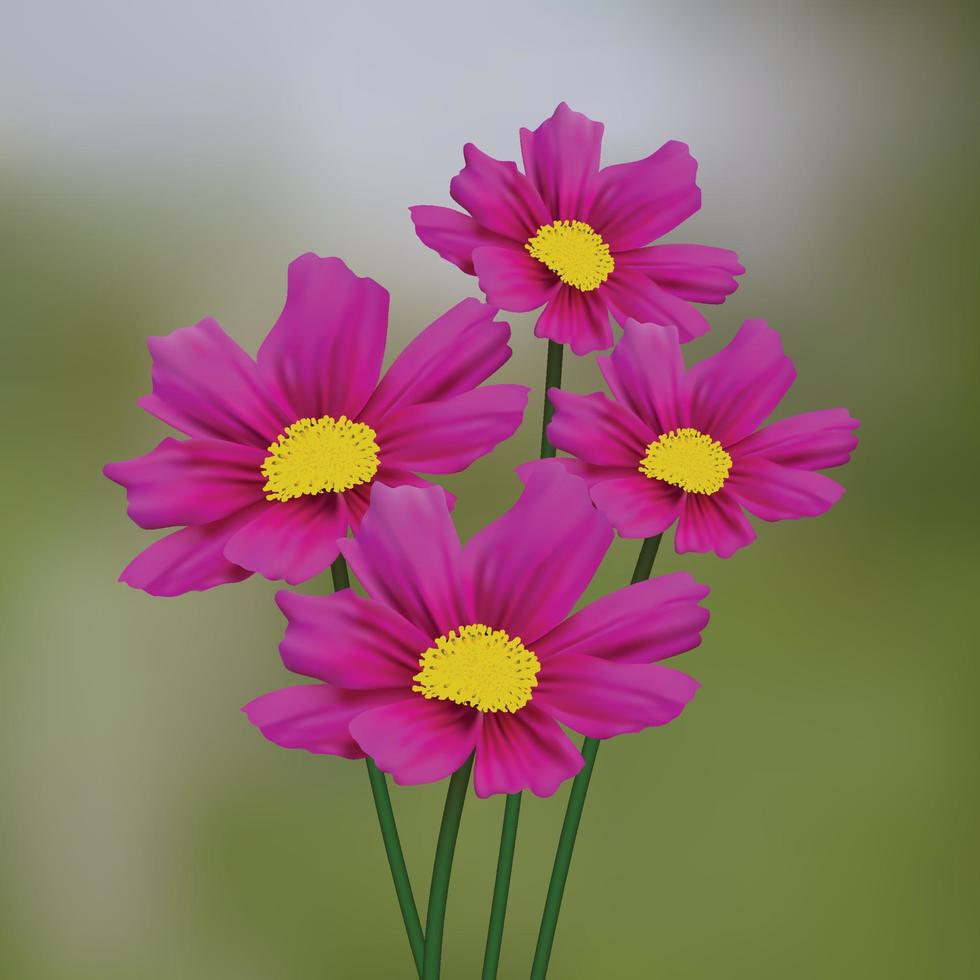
left=422, top=755, right=475, bottom=980
left=331, top=556, right=425, bottom=978
left=481, top=339, right=566, bottom=980
left=540, top=340, right=564, bottom=458
left=529, top=534, right=664, bottom=979
left=481, top=792, right=522, bottom=979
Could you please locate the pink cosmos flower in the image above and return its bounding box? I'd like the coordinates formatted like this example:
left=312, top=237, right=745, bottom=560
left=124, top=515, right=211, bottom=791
left=548, top=319, right=860, bottom=558
left=105, top=253, right=529, bottom=596
left=244, top=465, right=710, bottom=798
left=410, top=102, right=744, bottom=356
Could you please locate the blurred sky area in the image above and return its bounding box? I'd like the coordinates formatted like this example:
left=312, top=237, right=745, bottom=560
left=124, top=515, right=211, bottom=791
left=1, top=1, right=978, bottom=977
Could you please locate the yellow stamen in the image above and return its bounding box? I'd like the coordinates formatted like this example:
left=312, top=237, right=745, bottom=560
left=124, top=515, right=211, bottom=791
left=640, top=427, right=732, bottom=495
left=412, top=624, right=540, bottom=714
left=525, top=220, right=615, bottom=291
left=261, top=415, right=380, bottom=501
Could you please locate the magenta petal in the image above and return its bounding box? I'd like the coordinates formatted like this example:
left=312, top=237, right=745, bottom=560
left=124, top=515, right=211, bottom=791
left=597, top=320, right=687, bottom=434
left=687, top=320, right=796, bottom=446
left=534, top=285, right=613, bottom=355
left=408, top=205, right=513, bottom=275
left=139, top=318, right=292, bottom=446
left=376, top=385, right=528, bottom=474
left=617, top=244, right=745, bottom=303
left=675, top=492, right=756, bottom=558
left=349, top=698, right=478, bottom=786
left=339, top=484, right=470, bottom=639
left=363, top=299, right=513, bottom=421
left=462, top=462, right=612, bottom=644
left=473, top=245, right=559, bottom=312
left=276, top=590, right=428, bottom=689
left=104, top=437, right=264, bottom=529
left=223, top=494, right=350, bottom=585
left=728, top=457, right=846, bottom=522
left=535, top=654, right=699, bottom=739
left=534, top=572, right=710, bottom=664
left=588, top=141, right=701, bottom=250
left=473, top=705, right=584, bottom=799
left=732, top=409, right=860, bottom=470
left=118, top=505, right=263, bottom=596
left=519, top=102, right=603, bottom=219
left=600, top=268, right=711, bottom=342
left=450, top=143, right=551, bottom=239
left=547, top=389, right=653, bottom=467
left=257, top=254, right=388, bottom=420
left=243, top=685, right=402, bottom=759
left=590, top=474, right=684, bottom=539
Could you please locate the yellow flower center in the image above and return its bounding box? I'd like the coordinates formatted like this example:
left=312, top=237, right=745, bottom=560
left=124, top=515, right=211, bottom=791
left=261, top=415, right=380, bottom=502
left=525, top=220, right=615, bottom=291
left=412, top=624, right=541, bottom=714
left=639, top=427, right=732, bottom=495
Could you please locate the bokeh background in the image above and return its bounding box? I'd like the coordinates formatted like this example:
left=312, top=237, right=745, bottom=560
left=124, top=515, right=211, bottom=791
left=2, top=1, right=978, bottom=977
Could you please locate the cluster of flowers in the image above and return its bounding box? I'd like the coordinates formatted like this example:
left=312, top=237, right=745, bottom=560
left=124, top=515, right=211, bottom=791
left=106, top=104, right=858, bottom=977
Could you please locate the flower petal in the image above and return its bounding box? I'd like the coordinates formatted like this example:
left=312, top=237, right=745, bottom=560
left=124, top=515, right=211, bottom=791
left=732, top=409, right=860, bottom=470
left=533, top=285, right=613, bottom=355
left=546, top=389, right=653, bottom=467
left=589, top=474, right=684, bottom=539
left=408, top=205, right=512, bottom=275
left=600, top=268, right=711, bottom=342
left=104, top=437, right=265, bottom=529
left=728, top=457, right=846, bottom=522
left=257, top=254, right=388, bottom=420
left=473, top=245, right=560, bottom=312
left=118, top=505, right=263, bottom=596
left=223, top=494, right=351, bottom=585
left=339, top=483, right=470, bottom=639
left=349, top=697, right=478, bottom=786
left=535, top=655, right=699, bottom=739
left=473, top=705, right=584, bottom=799
left=533, top=572, right=710, bottom=664
left=243, top=685, right=402, bottom=759
left=362, top=299, right=513, bottom=421
left=450, top=143, right=550, bottom=239
left=138, top=318, right=292, bottom=446
left=596, top=319, right=686, bottom=434
left=462, top=461, right=612, bottom=644
left=675, top=492, right=756, bottom=558
left=686, top=320, right=796, bottom=446
left=617, top=244, right=745, bottom=303
left=375, top=385, right=528, bottom=474
left=519, top=102, right=603, bottom=219
left=276, top=589, right=429, bottom=689
left=588, top=141, right=701, bottom=250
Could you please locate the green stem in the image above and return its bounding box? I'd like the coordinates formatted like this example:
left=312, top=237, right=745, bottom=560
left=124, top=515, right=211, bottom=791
left=529, top=534, right=664, bottom=980
left=422, top=755, right=475, bottom=980
left=540, top=340, right=564, bottom=458
left=481, top=340, right=566, bottom=979
left=331, top=556, right=425, bottom=978
left=481, top=792, right=522, bottom=979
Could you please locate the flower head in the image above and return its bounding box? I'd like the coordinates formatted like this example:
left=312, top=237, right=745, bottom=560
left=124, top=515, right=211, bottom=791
left=548, top=319, right=860, bottom=557
left=410, top=102, right=744, bottom=355
left=244, top=465, right=710, bottom=798
left=105, top=254, right=529, bottom=595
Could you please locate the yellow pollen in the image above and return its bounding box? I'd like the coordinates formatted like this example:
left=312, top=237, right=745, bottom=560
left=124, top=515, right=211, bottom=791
left=412, top=624, right=541, bottom=714
left=525, top=220, right=615, bottom=291
left=639, top=427, right=732, bottom=495
left=261, top=415, right=380, bottom=501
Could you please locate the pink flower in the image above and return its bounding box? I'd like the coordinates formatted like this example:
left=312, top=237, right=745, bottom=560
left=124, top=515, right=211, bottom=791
left=410, top=102, right=744, bottom=356
left=105, top=253, right=529, bottom=595
left=244, top=465, right=710, bottom=798
left=548, top=319, right=860, bottom=558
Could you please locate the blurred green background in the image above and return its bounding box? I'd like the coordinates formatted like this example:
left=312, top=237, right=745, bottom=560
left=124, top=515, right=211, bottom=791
left=2, top=1, right=977, bottom=977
